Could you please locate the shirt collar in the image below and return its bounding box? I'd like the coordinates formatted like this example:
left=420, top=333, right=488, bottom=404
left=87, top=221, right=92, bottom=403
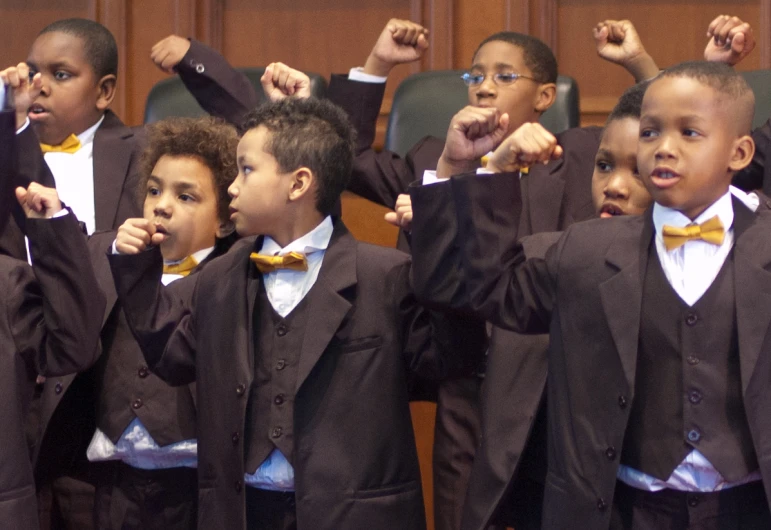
left=163, top=246, right=215, bottom=267
left=653, top=190, right=734, bottom=236
left=76, top=114, right=105, bottom=146
left=260, top=216, right=334, bottom=256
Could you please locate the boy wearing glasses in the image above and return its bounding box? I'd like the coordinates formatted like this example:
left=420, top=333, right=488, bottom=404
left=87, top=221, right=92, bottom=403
left=323, top=20, right=608, bottom=530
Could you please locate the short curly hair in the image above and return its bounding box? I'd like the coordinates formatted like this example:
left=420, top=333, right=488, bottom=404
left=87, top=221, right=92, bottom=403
left=138, top=117, right=239, bottom=224
left=240, top=98, right=355, bottom=216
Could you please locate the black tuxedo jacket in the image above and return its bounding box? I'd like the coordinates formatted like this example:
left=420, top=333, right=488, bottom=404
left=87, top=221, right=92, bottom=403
left=327, top=74, right=602, bottom=529
left=416, top=172, right=771, bottom=529
left=108, top=220, right=486, bottom=530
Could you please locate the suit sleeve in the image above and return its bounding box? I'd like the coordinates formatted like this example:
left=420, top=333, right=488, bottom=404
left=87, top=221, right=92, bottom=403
left=8, top=214, right=105, bottom=376
left=390, top=258, right=488, bottom=381
left=177, top=39, right=261, bottom=126
left=410, top=170, right=525, bottom=314
left=450, top=172, right=561, bottom=334
left=327, top=74, right=421, bottom=208
left=108, top=247, right=198, bottom=385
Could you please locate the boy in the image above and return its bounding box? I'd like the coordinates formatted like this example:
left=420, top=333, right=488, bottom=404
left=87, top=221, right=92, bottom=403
left=33, top=116, right=239, bottom=530
left=0, top=19, right=256, bottom=260
left=0, top=101, right=105, bottom=529
left=413, top=61, right=771, bottom=529
left=108, top=97, right=486, bottom=530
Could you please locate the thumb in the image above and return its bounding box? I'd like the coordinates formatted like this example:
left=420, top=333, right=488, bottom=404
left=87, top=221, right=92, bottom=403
left=416, top=34, right=429, bottom=53
left=150, top=232, right=166, bottom=246
left=384, top=211, right=400, bottom=227
left=552, top=145, right=564, bottom=160
left=260, top=65, right=274, bottom=89
left=732, top=33, right=745, bottom=53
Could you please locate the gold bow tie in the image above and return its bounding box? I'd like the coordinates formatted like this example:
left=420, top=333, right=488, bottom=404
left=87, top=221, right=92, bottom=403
left=40, top=134, right=82, bottom=154
left=661, top=215, right=725, bottom=251
left=250, top=251, right=308, bottom=274
left=163, top=255, right=199, bottom=277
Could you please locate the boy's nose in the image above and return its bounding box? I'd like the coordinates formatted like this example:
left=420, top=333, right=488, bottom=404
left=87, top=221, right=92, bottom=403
left=654, top=135, right=676, bottom=159
left=476, top=78, right=497, bottom=98
left=604, top=174, right=629, bottom=199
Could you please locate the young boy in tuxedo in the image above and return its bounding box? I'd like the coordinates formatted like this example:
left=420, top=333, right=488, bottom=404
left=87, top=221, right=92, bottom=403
left=0, top=18, right=256, bottom=259
left=32, top=116, right=239, bottom=530
left=0, top=103, right=105, bottom=529
left=412, top=61, right=771, bottom=529
left=108, top=97, right=486, bottom=530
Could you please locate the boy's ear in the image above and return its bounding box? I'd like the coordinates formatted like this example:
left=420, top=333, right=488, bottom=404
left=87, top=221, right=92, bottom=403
left=534, top=82, right=557, bottom=114
left=95, top=74, right=117, bottom=111
left=728, top=134, right=755, bottom=172
left=287, top=167, right=314, bottom=202
left=217, top=219, right=236, bottom=238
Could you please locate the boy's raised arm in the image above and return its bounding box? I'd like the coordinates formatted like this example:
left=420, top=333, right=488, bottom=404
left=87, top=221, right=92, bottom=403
left=327, top=19, right=431, bottom=210
left=151, top=35, right=260, bottom=126
left=108, top=218, right=198, bottom=386
left=9, top=183, right=105, bottom=376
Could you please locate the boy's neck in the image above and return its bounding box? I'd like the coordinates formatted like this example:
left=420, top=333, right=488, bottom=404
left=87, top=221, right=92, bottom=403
left=270, top=209, right=326, bottom=249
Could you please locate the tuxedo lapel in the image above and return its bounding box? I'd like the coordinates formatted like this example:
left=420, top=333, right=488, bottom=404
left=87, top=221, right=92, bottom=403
left=93, top=111, right=134, bottom=230
left=732, top=201, right=771, bottom=395
left=599, top=213, right=652, bottom=390
left=245, top=237, right=264, bottom=374
left=527, top=160, right=565, bottom=233
left=295, top=221, right=356, bottom=392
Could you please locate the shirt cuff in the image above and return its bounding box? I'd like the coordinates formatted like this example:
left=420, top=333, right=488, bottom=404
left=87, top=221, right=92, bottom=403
left=348, top=67, right=387, bottom=84
left=16, top=117, right=30, bottom=135
left=51, top=209, right=68, bottom=218
left=111, top=240, right=120, bottom=255
left=422, top=170, right=447, bottom=186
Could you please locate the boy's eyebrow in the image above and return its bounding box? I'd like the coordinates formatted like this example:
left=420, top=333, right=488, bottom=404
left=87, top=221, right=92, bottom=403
left=595, top=148, right=614, bottom=159
left=172, top=181, right=200, bottom=193
left=469, top=62, right=515, bottom=71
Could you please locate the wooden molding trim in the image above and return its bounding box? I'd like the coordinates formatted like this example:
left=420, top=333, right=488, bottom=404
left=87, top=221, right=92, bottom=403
left=761, top=0, right=771, bottom=69
left=198, top=0, right=223, bottom=50
left=505, top=0, right=530, bottom=34
left=94, top=0, right=128, bottom=118
left=422, top=0, right=454, bottom=69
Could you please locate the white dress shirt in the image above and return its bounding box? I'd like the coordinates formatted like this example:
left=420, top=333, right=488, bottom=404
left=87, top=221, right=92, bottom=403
left=617, top=191, right=762, bottom=492
left=244, top=216, right=334, bottom=492
left=87, top=246, right=214, bottom=470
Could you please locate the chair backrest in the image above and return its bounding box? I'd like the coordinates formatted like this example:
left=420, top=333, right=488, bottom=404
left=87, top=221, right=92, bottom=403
left=740, top=70, right=771, bottom=130
left=143, top=68, right=328, bottom=124
left=384, top=70, right=580, bottom=156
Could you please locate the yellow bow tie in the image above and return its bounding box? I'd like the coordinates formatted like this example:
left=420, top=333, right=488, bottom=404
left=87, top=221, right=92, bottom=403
left=250, top=251, right=308, bottom=274
left=163, top=256, right=198, bottom=277
left=661, top=215, right=725, bottom=251
left=40, top=134, right=82, bottom=154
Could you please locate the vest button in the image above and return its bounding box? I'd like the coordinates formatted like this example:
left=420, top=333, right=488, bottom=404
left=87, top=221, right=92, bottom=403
left=687, top=429, right=701, bottom=443
left=605, top=447, right=617, bottom=460
left=272, top=427, right=283, bottom=438
left=274, top=394, right=285, bottom=405
left=686, top=355, right=700, bottom=366
left=132, top=398, right=143, bottom=410
left=231, top=431, right=240, bottom=445
left=597, top=498, right=608, bottom=511
left=234, top=479, right=242, bottom=493
left=617, top=395, right=628, bottom=409
left=685, top=312, right=698, bottom=326
left=276, top=324, right=288, bottom=337
left=276, top=359, right=287, bottom=371
left=235, top=383, right=246, bottom=397
left=138, top=366, right=150, bottom=378
left=54, top=382, right=64, bottom=395
left=688, top=390, right=703, bottom=404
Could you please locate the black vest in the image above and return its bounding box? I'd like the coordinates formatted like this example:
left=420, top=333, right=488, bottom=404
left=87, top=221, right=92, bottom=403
left=94, top=305, right=197, bottom=446
left=245, top=282, right=309, bottom=474
left=621, top=244, right=757, bottom=481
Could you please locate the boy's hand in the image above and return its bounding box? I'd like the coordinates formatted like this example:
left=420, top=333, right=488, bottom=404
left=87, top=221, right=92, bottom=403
left=363, top=19, right=429, bottom=77
left=384, top=194, right=413, bottom=231
left=151, top=35, right=192, bottom=74
left=115, top=218, right=166, bottom=255
left=0, top=63, right=42, bottom=130
left=593, top=20, right=658, bottom=82
left=486, top=123, right=563, bottom=173
left=260, top=63, right=311, bottom=101
left=436, top=106, right=509, bottom=178
left=15, top=183, right=62, bottom=219
left=704, top=15, right=755, bottom=66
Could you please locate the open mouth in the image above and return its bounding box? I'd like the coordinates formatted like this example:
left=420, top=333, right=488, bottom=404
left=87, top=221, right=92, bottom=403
left=153, top=223, right=169, bottom=236
left=599, top=203, right=625, bottom=218
left=649, top=167, right=681, bottom=189
left=28, top=104, right=49, bottom=118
